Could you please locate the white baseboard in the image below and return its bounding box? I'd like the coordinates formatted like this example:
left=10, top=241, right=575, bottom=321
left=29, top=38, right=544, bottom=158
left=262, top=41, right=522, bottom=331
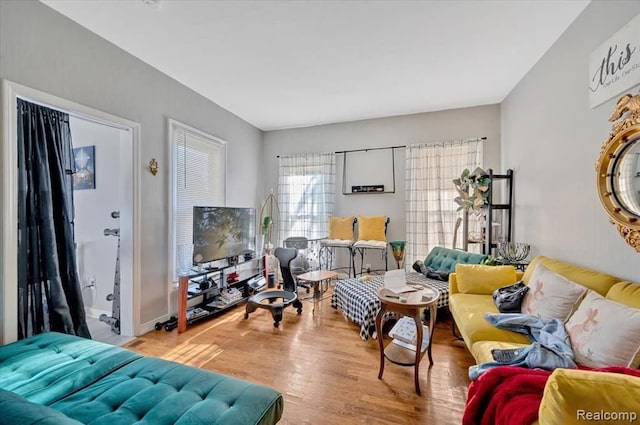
left=137, top=314, right=172, bottom=336
left=89, top=309, right=177, bottom=337
left=89, top=312, right=175, bottom=337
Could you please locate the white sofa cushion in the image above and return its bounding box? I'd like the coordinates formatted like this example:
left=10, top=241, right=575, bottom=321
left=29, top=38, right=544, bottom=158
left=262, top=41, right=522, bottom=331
left=565, top=290, right=640, bottom=368
left=521, top=263, right=587, bottom=321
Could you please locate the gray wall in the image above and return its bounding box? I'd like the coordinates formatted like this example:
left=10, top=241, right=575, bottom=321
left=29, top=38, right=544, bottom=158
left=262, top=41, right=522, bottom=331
left=501, top=0, right=640, bottom=281
left=0, top=0, right=263, bottom=327
left=263, top=104, right=501, bottom=268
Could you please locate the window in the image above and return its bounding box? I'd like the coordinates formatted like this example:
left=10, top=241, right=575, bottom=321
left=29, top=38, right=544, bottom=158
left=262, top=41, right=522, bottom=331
left=277, top=153, right=336, bottom=241
left=169, top=119, right=226, bottom=281
left=405, top=139, right=483, bottom=265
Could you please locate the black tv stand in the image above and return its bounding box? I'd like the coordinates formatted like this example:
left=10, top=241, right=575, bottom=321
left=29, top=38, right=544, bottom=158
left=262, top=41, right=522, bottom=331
left=177, top=256, right=264, bottom=333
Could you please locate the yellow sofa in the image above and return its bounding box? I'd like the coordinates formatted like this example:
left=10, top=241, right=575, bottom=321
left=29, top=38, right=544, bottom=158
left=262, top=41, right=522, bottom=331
left=449, top=255, right=640, bottom=424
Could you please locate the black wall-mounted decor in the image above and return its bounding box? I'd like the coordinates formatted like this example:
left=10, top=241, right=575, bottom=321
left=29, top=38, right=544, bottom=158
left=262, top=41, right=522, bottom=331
left=340, top=146, right=400, bottom=195
left=351, top=185, right=384, bottom=193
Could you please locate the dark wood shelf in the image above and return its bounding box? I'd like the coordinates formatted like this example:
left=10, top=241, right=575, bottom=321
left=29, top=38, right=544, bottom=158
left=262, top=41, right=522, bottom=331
left=463, top=169, right=514, bottom=256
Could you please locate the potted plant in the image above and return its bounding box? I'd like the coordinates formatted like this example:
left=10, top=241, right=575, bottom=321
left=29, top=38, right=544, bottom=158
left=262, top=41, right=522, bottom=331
left=261, top=216, right=273, bottom=251
left=259, top=190, right=279, bottom=252
left=453, top=168, right=491, bottom=213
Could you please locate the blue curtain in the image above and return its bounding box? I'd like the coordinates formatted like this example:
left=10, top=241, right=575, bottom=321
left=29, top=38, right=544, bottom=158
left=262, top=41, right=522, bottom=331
left=17, top=99, right=90, bottom=339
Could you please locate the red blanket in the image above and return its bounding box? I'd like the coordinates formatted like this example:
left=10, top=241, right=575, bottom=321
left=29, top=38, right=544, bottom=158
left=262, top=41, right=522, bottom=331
left=463, top=366, right=640, bottom=425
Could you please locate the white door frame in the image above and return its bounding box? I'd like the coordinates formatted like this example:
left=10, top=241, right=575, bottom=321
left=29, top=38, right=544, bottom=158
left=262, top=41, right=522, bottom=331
left=0, top=79, right=142, bottom=343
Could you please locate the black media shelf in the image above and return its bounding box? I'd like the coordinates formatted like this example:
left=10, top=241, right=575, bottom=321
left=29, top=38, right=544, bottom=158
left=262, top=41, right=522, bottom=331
left=179, top=257, right=264, bottom=331
left=186, top=297, right=249, bottom=325
left=187, top=287, right=219, bottom=300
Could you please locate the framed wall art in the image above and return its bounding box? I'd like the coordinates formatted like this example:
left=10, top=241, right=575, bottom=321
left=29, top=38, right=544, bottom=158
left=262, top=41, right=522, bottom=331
left=73, top=145, right=96, bottom=190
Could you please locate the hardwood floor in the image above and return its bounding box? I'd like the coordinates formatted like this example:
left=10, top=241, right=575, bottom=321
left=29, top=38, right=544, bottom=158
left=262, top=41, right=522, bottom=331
left=125, top=291, right=475, bottom=424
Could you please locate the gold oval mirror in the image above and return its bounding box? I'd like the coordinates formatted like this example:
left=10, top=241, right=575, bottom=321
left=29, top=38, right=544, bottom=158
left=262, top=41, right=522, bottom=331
left=596, top=91, right=640, bottom=252
left=612, top=136, right=640, bottom=216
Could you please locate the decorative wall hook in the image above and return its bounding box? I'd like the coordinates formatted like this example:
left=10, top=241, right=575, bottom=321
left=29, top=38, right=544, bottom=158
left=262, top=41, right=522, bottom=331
left=149, top=158, right=159, bottom=176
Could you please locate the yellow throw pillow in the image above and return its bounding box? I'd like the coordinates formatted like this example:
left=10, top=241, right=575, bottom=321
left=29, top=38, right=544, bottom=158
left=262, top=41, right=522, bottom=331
left=328, top=216, right=354, bottom=241
left=539, top=368, right=640, bottom=425
left=454, top=264, right=517, bottom=295
left=357, top=215, right=387, bottom=242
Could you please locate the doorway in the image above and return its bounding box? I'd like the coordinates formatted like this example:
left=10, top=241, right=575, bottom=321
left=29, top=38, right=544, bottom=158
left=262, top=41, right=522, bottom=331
left=1, top=80, right=141, bottom=344
left=70, top=116, right=134, bottom=345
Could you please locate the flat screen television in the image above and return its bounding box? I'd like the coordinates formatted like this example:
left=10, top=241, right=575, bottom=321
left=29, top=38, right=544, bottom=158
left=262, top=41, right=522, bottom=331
left=192, top=206, right=256, bottom=265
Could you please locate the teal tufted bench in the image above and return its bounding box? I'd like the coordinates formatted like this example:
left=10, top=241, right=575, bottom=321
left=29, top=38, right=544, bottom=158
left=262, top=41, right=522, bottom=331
left=0, top=332, right=283, bottom=424
left=423, top=246, right=487, bottom=273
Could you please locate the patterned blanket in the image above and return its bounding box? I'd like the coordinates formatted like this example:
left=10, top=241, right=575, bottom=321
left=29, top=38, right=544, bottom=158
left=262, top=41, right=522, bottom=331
left=330, top=272, right=448, bottom=340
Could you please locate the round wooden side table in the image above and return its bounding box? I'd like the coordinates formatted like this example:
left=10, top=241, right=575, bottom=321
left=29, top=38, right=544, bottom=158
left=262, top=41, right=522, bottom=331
left=375, top=286, right=439, bottom=395
left=296, top=270, right=338, bottom=313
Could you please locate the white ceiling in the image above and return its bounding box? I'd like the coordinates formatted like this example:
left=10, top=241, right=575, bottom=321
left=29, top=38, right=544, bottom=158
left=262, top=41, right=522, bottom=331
left=41, top=0, right=589, bottom=131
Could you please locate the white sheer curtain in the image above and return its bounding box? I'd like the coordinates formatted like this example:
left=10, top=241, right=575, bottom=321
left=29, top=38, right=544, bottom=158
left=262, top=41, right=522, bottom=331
left=405, top=139, right=484, bottom=266
left=277, top=153, right=336, bottom=241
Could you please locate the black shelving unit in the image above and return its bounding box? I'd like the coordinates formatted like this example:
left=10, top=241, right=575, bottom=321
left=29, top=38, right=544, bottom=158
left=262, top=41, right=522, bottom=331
left=178, top=258, right=264, bottom=332
left=463, top=169, right=514, bottom=256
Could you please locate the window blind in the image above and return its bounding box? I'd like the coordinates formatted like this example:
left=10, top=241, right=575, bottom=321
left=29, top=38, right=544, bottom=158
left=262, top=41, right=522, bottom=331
left=172, top=123, right=226, bottom=279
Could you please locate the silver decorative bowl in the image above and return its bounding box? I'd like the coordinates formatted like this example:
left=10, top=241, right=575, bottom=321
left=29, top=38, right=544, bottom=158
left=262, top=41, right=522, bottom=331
left=497, top=242, right=530, bottom=262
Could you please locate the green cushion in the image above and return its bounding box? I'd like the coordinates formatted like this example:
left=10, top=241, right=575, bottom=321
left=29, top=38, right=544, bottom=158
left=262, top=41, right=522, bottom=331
left=51, top=356, right=284, bottom=425
left=1, top=332, right=283, bottom=425
left=0, top=332, right=141, bottom=405
left=424, top=246, right=487, bottom=273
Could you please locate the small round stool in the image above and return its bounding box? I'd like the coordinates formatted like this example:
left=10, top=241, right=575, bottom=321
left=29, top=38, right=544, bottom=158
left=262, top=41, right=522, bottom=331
left=244, top=290, right=302, bottom=327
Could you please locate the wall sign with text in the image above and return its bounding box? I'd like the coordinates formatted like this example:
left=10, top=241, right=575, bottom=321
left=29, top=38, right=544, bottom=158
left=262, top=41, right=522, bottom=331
left=589, top=13, right=640, bottom=109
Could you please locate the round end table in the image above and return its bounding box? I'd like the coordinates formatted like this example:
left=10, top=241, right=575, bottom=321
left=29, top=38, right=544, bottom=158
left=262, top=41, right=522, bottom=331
left=375, top=286, right=439, bottom=395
